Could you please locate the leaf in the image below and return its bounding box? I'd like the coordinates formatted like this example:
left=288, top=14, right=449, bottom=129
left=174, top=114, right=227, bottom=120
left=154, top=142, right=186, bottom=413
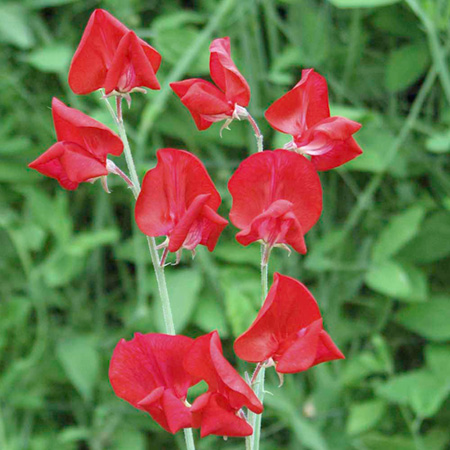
left=328, top=0, right=401, bottom=8
left=376, top=369, right=449, bottom=417
left=385, top=43, right=429, bottom=92
left=425, top=345, right=450, bottom=383
left=193, top=296, right=229, bottom=338
left=395, top=296, right=450, bottom=341
left=151, top=269, right=202, bottom=333
left=398, top=211, right=450, bottom=263
left=346, top=399, right=387, bottom=435
left=365, top=260, right=428, bottom=301
left=56, top=336, right=100, bottom=401
left=426, top=130, right=450, bottom=153
left=27, top=44, right=73, bottom=73
left=371, top=206, right=426, bottom=262
left=67, top=229, right=120, bottom=256
left=41, top=250, right=84, bottom=287
left=0, top=3, right=35, bottom=49
left=342, top=350, right=389, bottom=386
left=361, top=433, right=415, bottom=450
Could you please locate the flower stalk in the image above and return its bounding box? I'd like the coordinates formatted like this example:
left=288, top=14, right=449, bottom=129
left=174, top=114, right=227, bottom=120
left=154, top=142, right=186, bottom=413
left=104, top=94, right=195, bottom=449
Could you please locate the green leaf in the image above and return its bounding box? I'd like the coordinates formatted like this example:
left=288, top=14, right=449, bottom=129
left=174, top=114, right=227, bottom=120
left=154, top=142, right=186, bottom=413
left=151, top=269, right=202, bottom=333
left=396, top=296, right=450, bottom=341
left=342, top=350, right=389, bottom=386
left=376, top=369, right=449, bottom=417
left=346, top=399, right=387, bottom=435
left=26, top=44, right=73, bottom=73
left=361, top=433, right=415, bottom=450
left=67, top=229, right=120, bottom=256
left=372, top=206, right=426, bottom=262
left=385, top=43, right=430, bottom=92
left=193, top=296, right=229, bottom=338
left=56, top=336, right=100, bottom=401
left=0, top=3, right=35, bottom=49
left=426, top=130, right=450, bottom=153
left=328, top=0, right=401, bottom=8
left=365, top=260, right=428, bottom=301
left=425, top=345, right=450, bottom=383
left=398, top=211, right=450, bottom=263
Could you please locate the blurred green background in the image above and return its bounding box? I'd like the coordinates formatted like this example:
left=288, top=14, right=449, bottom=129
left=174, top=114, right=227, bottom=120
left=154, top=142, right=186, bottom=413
left=1, top=0, right=450, bottom=449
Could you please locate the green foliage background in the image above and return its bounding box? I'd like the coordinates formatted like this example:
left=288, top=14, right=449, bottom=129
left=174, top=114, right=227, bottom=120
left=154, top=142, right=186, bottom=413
left=1, top=0, right=450, bottom=449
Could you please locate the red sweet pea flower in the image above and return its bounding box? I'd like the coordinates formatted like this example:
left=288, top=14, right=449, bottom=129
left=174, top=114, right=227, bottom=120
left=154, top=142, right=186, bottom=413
left=170, top=37, right=250, bottom=131
left=184, top=331, right=263, bottom=437
left=135, top=148, right=228, bottom=258
left=265, top=69, right=362, bottom=171
left=28, top=98, right=123, bottom=190
left=109, top=333, right=199, bottom=434
left=68, top=9, right=161, bottom=96
left=228, top=149, right=322, bottom=255
left=234, top=273, right=344, bottom=374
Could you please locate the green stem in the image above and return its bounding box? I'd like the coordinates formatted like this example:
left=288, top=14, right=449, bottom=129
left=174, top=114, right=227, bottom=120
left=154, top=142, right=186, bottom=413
left=104, top=95, right=194, bottom=449
left=246, top=245, right=270, bottom=450
left=405, top=0, right=450, bottom=103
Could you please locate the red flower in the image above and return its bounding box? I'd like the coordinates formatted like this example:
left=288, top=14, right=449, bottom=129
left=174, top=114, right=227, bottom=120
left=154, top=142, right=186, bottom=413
left=109, top=333, right=199, bottom=434
left=28, top=98, right=123, bottom=190
left=170, top=37, right=250, bottom=130
left=68, top=9, right=161, bottom=96
left=135, top=148, right=228, bottom=255
left=234, top=273, right=344, bottom=374
left=265, top=69, right=362, bottom=171
left=228, top=149, right=322, bottom=254
left=184, top=331, right=263, bottom=437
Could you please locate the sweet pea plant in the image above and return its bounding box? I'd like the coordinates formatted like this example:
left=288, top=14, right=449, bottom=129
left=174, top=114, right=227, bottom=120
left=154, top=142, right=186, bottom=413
left=28, top=9, right=363, bottom=450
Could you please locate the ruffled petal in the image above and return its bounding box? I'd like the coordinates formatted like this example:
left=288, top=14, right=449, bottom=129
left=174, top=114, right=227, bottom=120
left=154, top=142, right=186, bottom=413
left=135, top=149, right=224, bottom=253
left=192, top=392, right=253, bottom=438
left=104, top=31, right=160, bottom=94
left=234, top=274, right=321, bottom=363
left=296, top=116, right=362, bottom=171
left=209, top=37, right=250, bottom=107
left=265, top=69, right=330, bottom=137
left=52, top=98, right=123, bottom=161
left=28, top=142, right=79, bottom=190
left=184, top=331, right=263, bottom=414
left=68, top=9, right=160, bottom=95
left=170, top=79, right=232, bottom=129
left=228, top=150, right=322, bottom=236
left=235, top=199, right=306, bottom=253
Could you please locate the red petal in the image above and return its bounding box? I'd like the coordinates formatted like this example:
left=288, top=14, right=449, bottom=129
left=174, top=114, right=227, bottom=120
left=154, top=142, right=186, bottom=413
left=235, top=199, right=306, bottom=254
left=228, top=150, right=322, bottom=236
left=109, top=333, right=198, bottom=412
left=28, top=142, right=79, bottom=190
left=275, top=319, right=323, bottom=373
left=104, top=31, right=160, bottom=94
left=170, top=79, right=232, bottom=129
left=168, top=193, right=211, bottom=252
left=184, top=331, right=263, bottom=414
left=52, top=98, right=123, bottom=161
left=192, top=392, right=253, bottom=437
left=265, top=69, right=330, bottom=137
left=313, top=330, right=345, bottom=365
left=68, top=9, right=161, bottom=95
left=234, top=273, right=321, bottom=363
left=295, top=116, right=362, bottom=171
left=135, top=148, right=223, bottom=249
left=209, top=37, right=250, bottom=107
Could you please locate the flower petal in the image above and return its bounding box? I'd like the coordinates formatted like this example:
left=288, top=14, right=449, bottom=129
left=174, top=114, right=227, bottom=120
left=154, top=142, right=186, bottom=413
left=135, top=149, right=224, bottom=252
left=228, top=150, right=322, bottom=237
left=234, top=273, right=321, bottom=363
left=170, top=79, right=232, bottom=130
left=184, top=331, right=263, bottom=414
left=104, top=31, right=160, bottom=94
left=235, top=199, right=306, bottom=253
left=209, top=37, right=250, bottom=107
left=52, top=98, right=123, bottom=161
left=192, top=392, right=253, bottom=437
left=265, top=69, right=330, bottom=137
left=68, top=9, right=161, bottom=95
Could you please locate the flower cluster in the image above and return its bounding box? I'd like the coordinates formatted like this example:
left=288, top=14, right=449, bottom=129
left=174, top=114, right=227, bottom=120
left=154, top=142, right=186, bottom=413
left=28, top=8, right=361, bottom=444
